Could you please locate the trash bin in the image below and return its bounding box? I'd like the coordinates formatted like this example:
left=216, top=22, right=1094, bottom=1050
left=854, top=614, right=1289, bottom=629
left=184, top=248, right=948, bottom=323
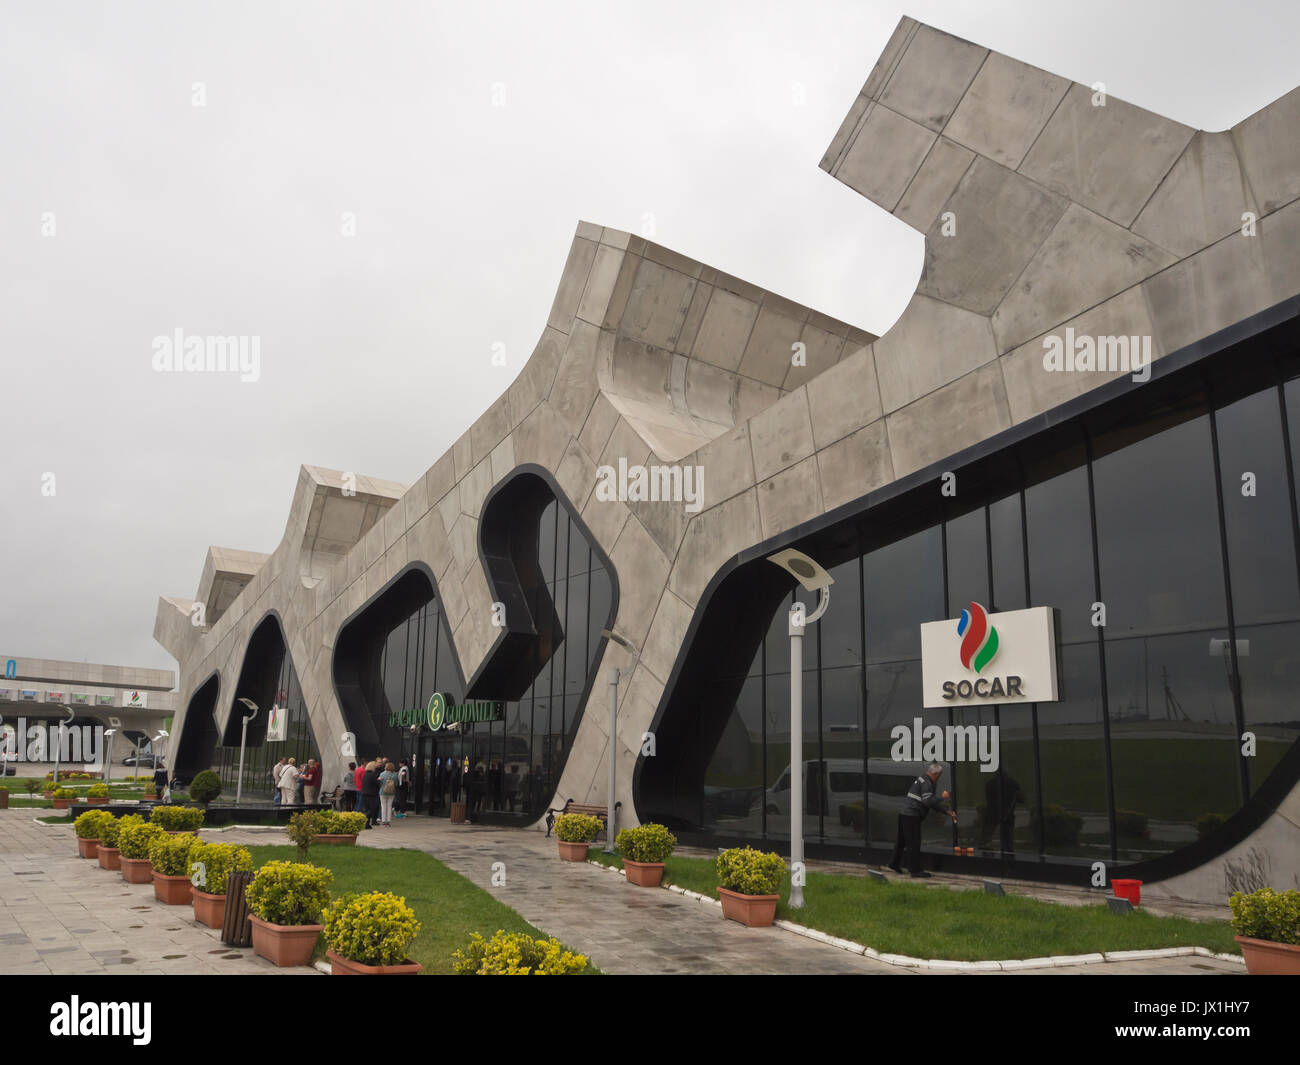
left=1111, top=878, right=1143, bottom=906
left=221, top=870, right=254, bottom=947
left=450, top=801, right=467, bottom=824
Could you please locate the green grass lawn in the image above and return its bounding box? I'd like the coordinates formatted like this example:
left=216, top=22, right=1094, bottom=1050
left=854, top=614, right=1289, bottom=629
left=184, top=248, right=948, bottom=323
left=244, top=844, right=599, bottom=974
left=585, top=850, right=1239, bottom=961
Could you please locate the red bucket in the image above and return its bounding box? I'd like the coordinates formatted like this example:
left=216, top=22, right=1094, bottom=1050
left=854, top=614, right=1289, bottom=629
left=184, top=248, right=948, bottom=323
left=1111, top=878, right=1142, bottom=906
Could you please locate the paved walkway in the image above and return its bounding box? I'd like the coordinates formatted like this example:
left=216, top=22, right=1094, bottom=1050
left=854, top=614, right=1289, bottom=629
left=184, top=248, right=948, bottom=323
left=0, top=810, right=1242, bottom=975
left=216, top=817, right=1240, bottom=976
left=0, top=812, right=302, bottom=975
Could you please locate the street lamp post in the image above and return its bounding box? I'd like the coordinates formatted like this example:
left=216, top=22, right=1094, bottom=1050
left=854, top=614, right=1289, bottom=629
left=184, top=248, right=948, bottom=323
left=104, top=728, right=117, bottom=790
left=235, top=698, right=258, bottom=804
left=599, top=629, right=640, bottom=854
left=766, top=549, right=834, bottom=909
left=54, top=705, right=76, bottom=786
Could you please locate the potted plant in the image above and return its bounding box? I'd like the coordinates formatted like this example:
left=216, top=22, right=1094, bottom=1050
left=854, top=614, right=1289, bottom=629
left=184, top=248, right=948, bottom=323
left=188, top=841, right=254, bottom=928
left=323, top=891, right=423, bottom=975
left=150, top=805, right=204, bottom=834
left=52, top=787, right=77, bottom=810
left=43, top=776, right=55, bottom=799
left=189, top=769, right=222, bottom=806
left=0, top=784, right=8, bottom=810
left=452, top=929, right=588, bottom=975
left=554, top=812, right=602, bottom=861
left=716, top=846, right=786, bottom=927
left=244, top=860, right=333, bottom=967
left=313, top=810, right=367, bottom=845
left=85, top=782, right=111, bottom=805
left=118, top=818, right=167, bottom=884
left=149, top=833, right=199, bottom=904
left=97, top=814, right=123, bottom=870
left=73, top=809, right=111, bottom=858
left=1230, top=887, right=1300, bottom=974
left=287, top=810, right=322, bottom=861
left=615, top=822, right=677, bottom=887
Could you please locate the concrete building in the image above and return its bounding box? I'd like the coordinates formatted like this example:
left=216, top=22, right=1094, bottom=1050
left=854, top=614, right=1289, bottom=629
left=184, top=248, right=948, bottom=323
left=0, top=656, right=176, bottom=770
left=155, top=17, right=1300, bottom=904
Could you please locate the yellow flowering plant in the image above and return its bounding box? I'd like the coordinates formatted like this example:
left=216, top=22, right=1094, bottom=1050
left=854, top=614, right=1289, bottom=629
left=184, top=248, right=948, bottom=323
left=324, top=891, right=421, bottom=966
left=452, top=930, right=588, bottom=975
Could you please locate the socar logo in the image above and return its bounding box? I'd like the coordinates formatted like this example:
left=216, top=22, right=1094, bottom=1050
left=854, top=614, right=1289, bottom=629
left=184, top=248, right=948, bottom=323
left=958, top=602, right=999, bottom=673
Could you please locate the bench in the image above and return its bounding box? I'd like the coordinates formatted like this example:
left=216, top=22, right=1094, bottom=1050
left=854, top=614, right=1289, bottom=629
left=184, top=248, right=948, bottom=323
left=544, top=798, right=621, bottom=838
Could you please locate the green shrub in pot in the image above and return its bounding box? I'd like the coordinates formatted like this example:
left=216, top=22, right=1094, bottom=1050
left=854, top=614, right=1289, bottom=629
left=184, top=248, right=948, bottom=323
left=716, top=846, right=786, bottom=896
left=74, top=809, right=113, bottom=839
left=148, top=833, right=198, bottom=875
left=324, top=891, right=421, bottom=967
left=118, top=820, right=166, bottom=860
left=1230, top=888, right=1300, bottom=945
left=187, top=841, right=253, bottom=894
left=150, top=805, right=204, bottom=832
left=554, top=812, right=602, bottom=843
left=615, top=822, right=677, bottom=864
left=245, top=861, right=333, bottom=926
left=189, top=770, right=222, bottom=805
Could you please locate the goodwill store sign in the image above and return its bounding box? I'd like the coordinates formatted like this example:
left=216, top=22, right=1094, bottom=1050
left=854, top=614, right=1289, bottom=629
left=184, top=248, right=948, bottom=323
left=920, top=603, right=1059, bottom=709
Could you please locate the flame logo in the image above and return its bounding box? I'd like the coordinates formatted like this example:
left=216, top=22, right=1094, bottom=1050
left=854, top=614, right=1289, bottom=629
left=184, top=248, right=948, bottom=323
left=957, top=602, right=999, bottom=673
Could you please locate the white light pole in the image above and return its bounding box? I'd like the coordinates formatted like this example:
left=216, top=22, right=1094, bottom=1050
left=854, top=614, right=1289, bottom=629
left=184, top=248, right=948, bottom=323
left=104, top=728, right=117, bottom=791
left=235, top=698, right=258, bottom=804
left=53, top=705, right=76, bottom=785
left=766, top=549, right=834, bottom=909
left=599, top=628, right=640, bottom=854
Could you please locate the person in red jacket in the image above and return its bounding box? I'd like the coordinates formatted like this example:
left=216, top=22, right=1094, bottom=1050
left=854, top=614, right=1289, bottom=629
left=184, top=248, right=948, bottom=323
left=301, top=759, right=322, bottom=805
left=353, top=761, right=366, bottom=811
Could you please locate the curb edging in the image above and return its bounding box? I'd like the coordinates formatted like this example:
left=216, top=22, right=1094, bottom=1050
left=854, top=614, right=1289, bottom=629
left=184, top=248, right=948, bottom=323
left=585, top=858, right=1245, bottom=971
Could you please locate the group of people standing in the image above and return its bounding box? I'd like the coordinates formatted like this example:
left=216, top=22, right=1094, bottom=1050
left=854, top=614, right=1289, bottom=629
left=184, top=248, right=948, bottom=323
left=269, top=756, right=322, bottom=807
left=424, top=758, right=527, bottom=814
left=341, top=758, right=409, bottom=828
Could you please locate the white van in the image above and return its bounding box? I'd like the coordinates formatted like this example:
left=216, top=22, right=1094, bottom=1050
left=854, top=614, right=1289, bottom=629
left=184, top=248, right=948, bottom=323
left=757, top=758, right=929, bottom=826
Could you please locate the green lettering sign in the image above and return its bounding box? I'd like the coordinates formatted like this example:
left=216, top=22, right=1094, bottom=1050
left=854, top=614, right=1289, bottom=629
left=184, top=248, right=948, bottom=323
left=388, top=692, right=504, bottom=730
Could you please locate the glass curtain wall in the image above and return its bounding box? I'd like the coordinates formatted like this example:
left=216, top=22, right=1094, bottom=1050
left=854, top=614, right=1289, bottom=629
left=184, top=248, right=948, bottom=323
left=366, top=499, right=612, bottom=820
left=696, top=367, right=1300, bottom=871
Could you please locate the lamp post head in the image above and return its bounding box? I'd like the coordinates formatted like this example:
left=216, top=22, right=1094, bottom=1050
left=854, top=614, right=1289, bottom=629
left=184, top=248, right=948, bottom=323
left=767, top=549, right=834, bottom=625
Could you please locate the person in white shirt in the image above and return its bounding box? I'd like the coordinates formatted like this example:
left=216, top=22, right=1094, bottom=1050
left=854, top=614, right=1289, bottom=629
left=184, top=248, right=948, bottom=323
left=278, top=757, right=300, bottom=807
left=271, top=758, right=286, bottom=806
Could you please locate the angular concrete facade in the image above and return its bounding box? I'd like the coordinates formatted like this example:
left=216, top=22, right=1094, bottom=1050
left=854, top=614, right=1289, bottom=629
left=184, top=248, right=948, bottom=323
left=157, top=18, right=1300, bottom=904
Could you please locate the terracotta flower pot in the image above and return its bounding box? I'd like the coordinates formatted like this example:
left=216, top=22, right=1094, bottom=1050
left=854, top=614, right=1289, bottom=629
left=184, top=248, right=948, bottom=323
left=192, top=888, right=227, bottom=929
left=326, top=949, right=423, bottom=975
left=624, top=859, right=665, bottom=887
left=718, top=886, right=780, bottom=927
left=1235, top=935, right=1300, bottom=974
left=557, top=839, right=591, bottom=861
left=43, top=791, right=55, bottom=799
left=0, top=792, right=9, bottom=809
left=312, top=833, right=358, bottom=845
left=153, top=871, right=194, bottom=905
left=76, top=837, right=100, bottom=859
left=97, top=845, right=121, bottom=870
left=120, top=856, right=154, bottom=884
left=52, top=798, right=74, bottom=809
left=87, top=796, right=110, bottom=805
left=248, top=914, right=323, bottom=968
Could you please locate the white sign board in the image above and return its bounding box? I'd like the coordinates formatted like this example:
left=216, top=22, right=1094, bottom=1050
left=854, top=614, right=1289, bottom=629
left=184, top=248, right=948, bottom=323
left=122, top=690, right=147, bottom=709
left=921, top=603, right=1059, bottom=709
left=265, top=703, right=287, bottom=742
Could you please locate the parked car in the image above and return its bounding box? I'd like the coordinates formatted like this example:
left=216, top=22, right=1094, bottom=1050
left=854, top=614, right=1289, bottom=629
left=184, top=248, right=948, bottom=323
left=122, top=754, right=159, bottom=767
left=756, top=758, right=928, bottom=821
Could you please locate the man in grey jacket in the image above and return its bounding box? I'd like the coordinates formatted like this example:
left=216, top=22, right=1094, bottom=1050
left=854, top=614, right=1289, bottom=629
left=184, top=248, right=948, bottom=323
left=888, top=762, right=956, bottom=878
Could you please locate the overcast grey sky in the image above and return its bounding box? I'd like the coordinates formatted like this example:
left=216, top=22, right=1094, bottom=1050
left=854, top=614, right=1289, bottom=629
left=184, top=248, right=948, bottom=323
left=2, top=0, right=1297, bottom=675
